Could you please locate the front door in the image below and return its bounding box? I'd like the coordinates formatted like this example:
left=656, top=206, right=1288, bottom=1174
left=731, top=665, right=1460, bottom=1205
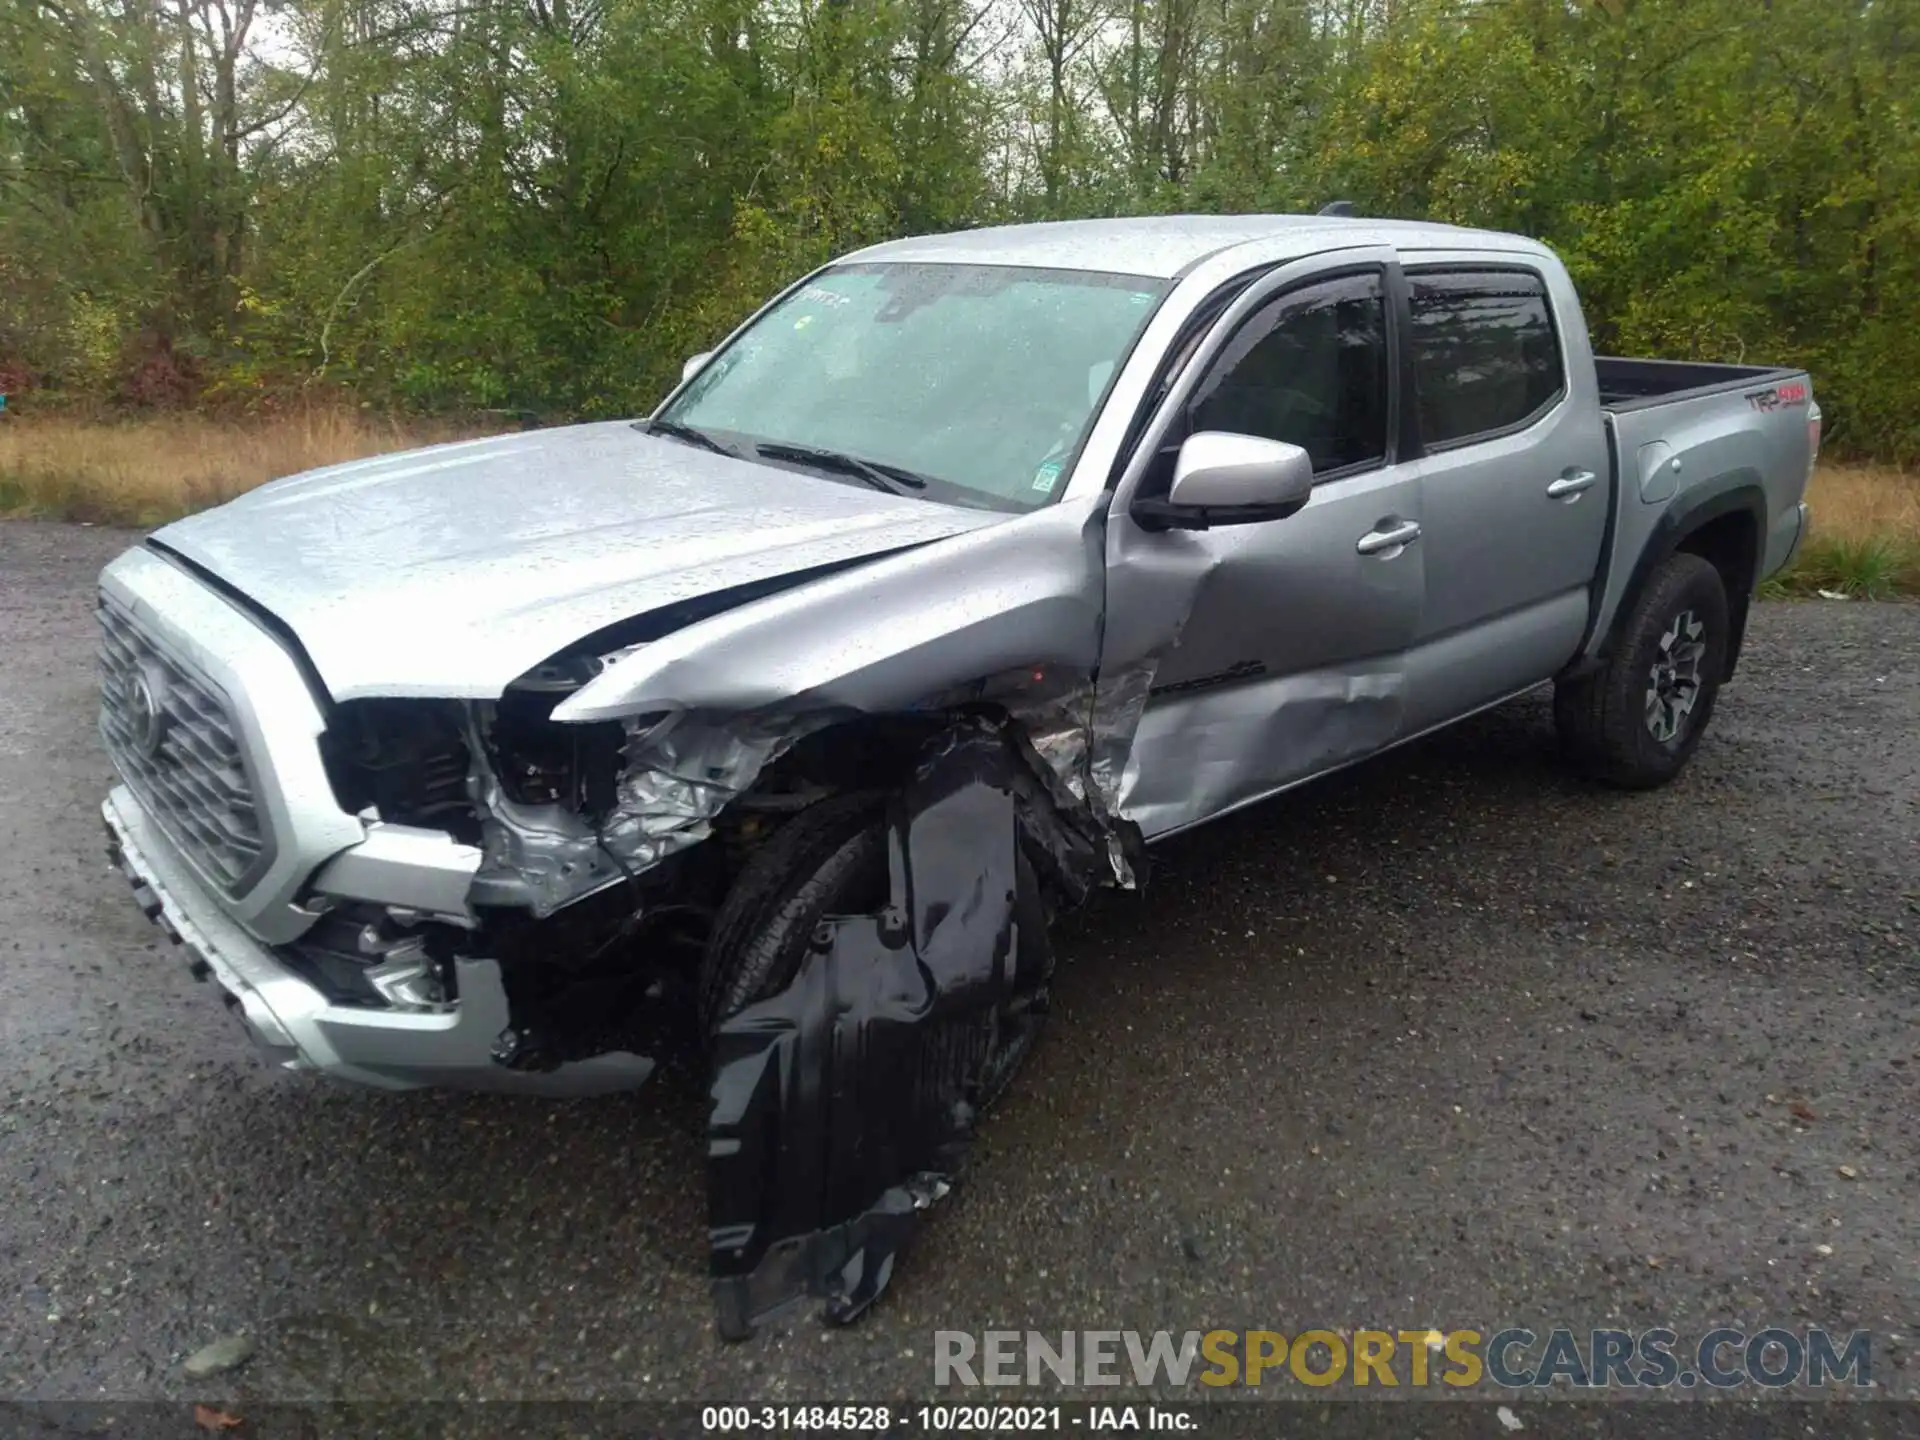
left=1099, top=259, right=1425, bottom=839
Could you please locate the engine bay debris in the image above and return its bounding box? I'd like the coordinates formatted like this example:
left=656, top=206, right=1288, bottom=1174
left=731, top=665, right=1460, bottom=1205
left=705, top=714, right=1139, bottom=1338
left=468, top=705, right=830, bottom=916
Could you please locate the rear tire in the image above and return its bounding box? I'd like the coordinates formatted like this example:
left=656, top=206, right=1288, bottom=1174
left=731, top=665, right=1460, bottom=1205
left=1555, top=551, right=1730, bottom=790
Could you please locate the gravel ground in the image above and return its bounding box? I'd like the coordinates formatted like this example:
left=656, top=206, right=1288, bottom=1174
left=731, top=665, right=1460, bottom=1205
left=2, top=519, right=1916, bottom=1408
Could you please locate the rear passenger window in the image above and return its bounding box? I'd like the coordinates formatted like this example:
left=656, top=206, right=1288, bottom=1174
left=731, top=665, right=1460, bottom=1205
left=1408, top=270, right=1564, bottom=446
left=1188, top=273, right=1388, bottom=475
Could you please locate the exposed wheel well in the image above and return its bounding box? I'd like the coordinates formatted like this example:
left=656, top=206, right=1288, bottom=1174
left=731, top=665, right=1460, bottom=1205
left=1674, top=509, right=1760, bottom=681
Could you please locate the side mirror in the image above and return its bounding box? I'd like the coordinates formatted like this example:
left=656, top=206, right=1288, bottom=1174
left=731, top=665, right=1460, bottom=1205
left=681, top=351, right=714, bottom=383
left=1132, top=432, right=1316, bottom=531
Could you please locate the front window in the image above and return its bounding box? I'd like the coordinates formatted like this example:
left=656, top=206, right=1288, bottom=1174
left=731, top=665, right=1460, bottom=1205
left=659, top=263, right=1171, bottom=512
left=1188, top=272, right=1389, bottom=475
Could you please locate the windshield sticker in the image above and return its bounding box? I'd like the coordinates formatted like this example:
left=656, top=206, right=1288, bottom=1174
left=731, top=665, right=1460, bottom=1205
left=792, top=313, right=816, bottom=331
left=1130, top=291, right=1158, bottom=306
left=1032, top=461, right=1063, bottom=494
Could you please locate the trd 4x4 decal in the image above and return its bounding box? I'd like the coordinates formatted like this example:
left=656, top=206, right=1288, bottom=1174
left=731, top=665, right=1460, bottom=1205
left=1745, top=382, right=1809, bottom=411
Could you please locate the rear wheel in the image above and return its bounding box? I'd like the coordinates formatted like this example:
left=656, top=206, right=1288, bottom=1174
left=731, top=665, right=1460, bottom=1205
left=1555, top=551, right=1729, bottom=789
left=699, top=791, right=1047, bottom=1111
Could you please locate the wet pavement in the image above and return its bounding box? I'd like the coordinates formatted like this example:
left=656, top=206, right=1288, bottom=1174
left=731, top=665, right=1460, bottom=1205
left=2, top=519, right=1916, bottom=1404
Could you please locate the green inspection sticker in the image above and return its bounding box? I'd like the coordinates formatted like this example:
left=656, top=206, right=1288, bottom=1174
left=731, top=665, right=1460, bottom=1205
left=1031, top=460, right=1063, bottom=493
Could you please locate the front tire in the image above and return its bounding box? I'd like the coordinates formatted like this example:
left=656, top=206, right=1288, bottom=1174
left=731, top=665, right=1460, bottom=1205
left=698, top=792, right=1048, bottom=1111
left=697, top=791, right=888, bottom=1036
left=1555, top=551, right=1730, bottom=790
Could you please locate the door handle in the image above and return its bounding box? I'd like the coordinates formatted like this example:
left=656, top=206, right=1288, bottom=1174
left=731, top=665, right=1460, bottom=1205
left=1547, top=470, right=1598, bottom=499
left=1356, top=520, right=1421, bottom=555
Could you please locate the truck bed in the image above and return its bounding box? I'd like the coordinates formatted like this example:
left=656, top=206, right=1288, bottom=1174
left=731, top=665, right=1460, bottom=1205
left=1584, top=355, right=1815, bottom=674
left=1596, top=356, right=1802, bottom=412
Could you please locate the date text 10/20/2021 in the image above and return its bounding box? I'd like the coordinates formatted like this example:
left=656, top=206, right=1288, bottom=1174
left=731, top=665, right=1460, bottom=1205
left=701, top=1406, right=1192, bottom=1431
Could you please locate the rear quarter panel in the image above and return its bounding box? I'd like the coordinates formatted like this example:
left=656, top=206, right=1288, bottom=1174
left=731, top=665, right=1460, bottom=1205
left=1586, top=372, right=1814, bottom=659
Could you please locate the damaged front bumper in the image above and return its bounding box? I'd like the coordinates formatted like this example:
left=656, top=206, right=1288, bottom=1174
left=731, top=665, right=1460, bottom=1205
left=99, top=535, right=1153, bottom=1335
left=108, top=701, right=1137, bottom=1339
left=103, top=785, right=654, bottom=1095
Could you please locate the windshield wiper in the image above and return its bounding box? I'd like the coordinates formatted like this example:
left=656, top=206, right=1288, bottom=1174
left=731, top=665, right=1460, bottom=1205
left=753, top=441, right=929, bottom=495
left=639, top=417, right=738, bottom=457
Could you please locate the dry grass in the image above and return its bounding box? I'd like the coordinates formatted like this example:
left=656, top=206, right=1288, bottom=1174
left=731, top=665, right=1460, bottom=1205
left=2, top=414, right=1916, bottom=596
left=1805, top=463, right=1920, bottom=547
left=1780, top=463, right=1920, bottom=597
left=0, top=409, right=497, bottom=526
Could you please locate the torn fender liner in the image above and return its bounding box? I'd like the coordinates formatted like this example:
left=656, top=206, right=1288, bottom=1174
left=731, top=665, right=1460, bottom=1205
left=705, top=715, right=1136, bottom=1339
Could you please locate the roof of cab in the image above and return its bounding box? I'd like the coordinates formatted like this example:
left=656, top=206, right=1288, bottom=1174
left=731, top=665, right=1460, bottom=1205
left=841, top=214, right=1547, bottom=280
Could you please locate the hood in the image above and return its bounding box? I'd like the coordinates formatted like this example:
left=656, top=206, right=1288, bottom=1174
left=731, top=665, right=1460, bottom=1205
left=152, top=422, right=1002, bottom=702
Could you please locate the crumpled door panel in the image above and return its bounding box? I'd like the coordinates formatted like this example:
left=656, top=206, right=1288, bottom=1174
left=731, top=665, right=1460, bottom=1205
left=705, top=716, right=1126, bottom=1339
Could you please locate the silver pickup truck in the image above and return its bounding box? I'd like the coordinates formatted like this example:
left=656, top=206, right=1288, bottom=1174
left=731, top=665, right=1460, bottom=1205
left=97, top=214, right=1817, bottom=1334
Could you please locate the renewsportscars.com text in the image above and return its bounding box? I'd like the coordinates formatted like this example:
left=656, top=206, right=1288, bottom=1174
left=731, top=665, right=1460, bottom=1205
left=933, top=1327, right=1871, bottom=1390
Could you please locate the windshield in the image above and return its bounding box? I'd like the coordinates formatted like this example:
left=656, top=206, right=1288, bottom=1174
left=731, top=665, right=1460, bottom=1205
left=659, top=262, right=1171, bottom=511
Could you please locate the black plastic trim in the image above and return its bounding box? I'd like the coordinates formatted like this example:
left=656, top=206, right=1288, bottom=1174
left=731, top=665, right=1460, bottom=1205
left=1383, top=262, right=1421, bottom=462
left=1563, top=414, right=1628, bottom=677
left=1130, top=493, right=1312, bottom=532
left=1597, top=481, right=1768, bottom=677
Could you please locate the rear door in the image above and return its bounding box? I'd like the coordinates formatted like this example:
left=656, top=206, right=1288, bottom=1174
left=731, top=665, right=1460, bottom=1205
left=1099, top=252, right=1426, bottom=837
left=1397, top=258, right=1610, bottom=733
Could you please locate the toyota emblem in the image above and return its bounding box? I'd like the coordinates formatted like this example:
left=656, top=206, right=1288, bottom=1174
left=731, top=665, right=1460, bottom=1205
left=128, top=665, right=169, bottom=758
